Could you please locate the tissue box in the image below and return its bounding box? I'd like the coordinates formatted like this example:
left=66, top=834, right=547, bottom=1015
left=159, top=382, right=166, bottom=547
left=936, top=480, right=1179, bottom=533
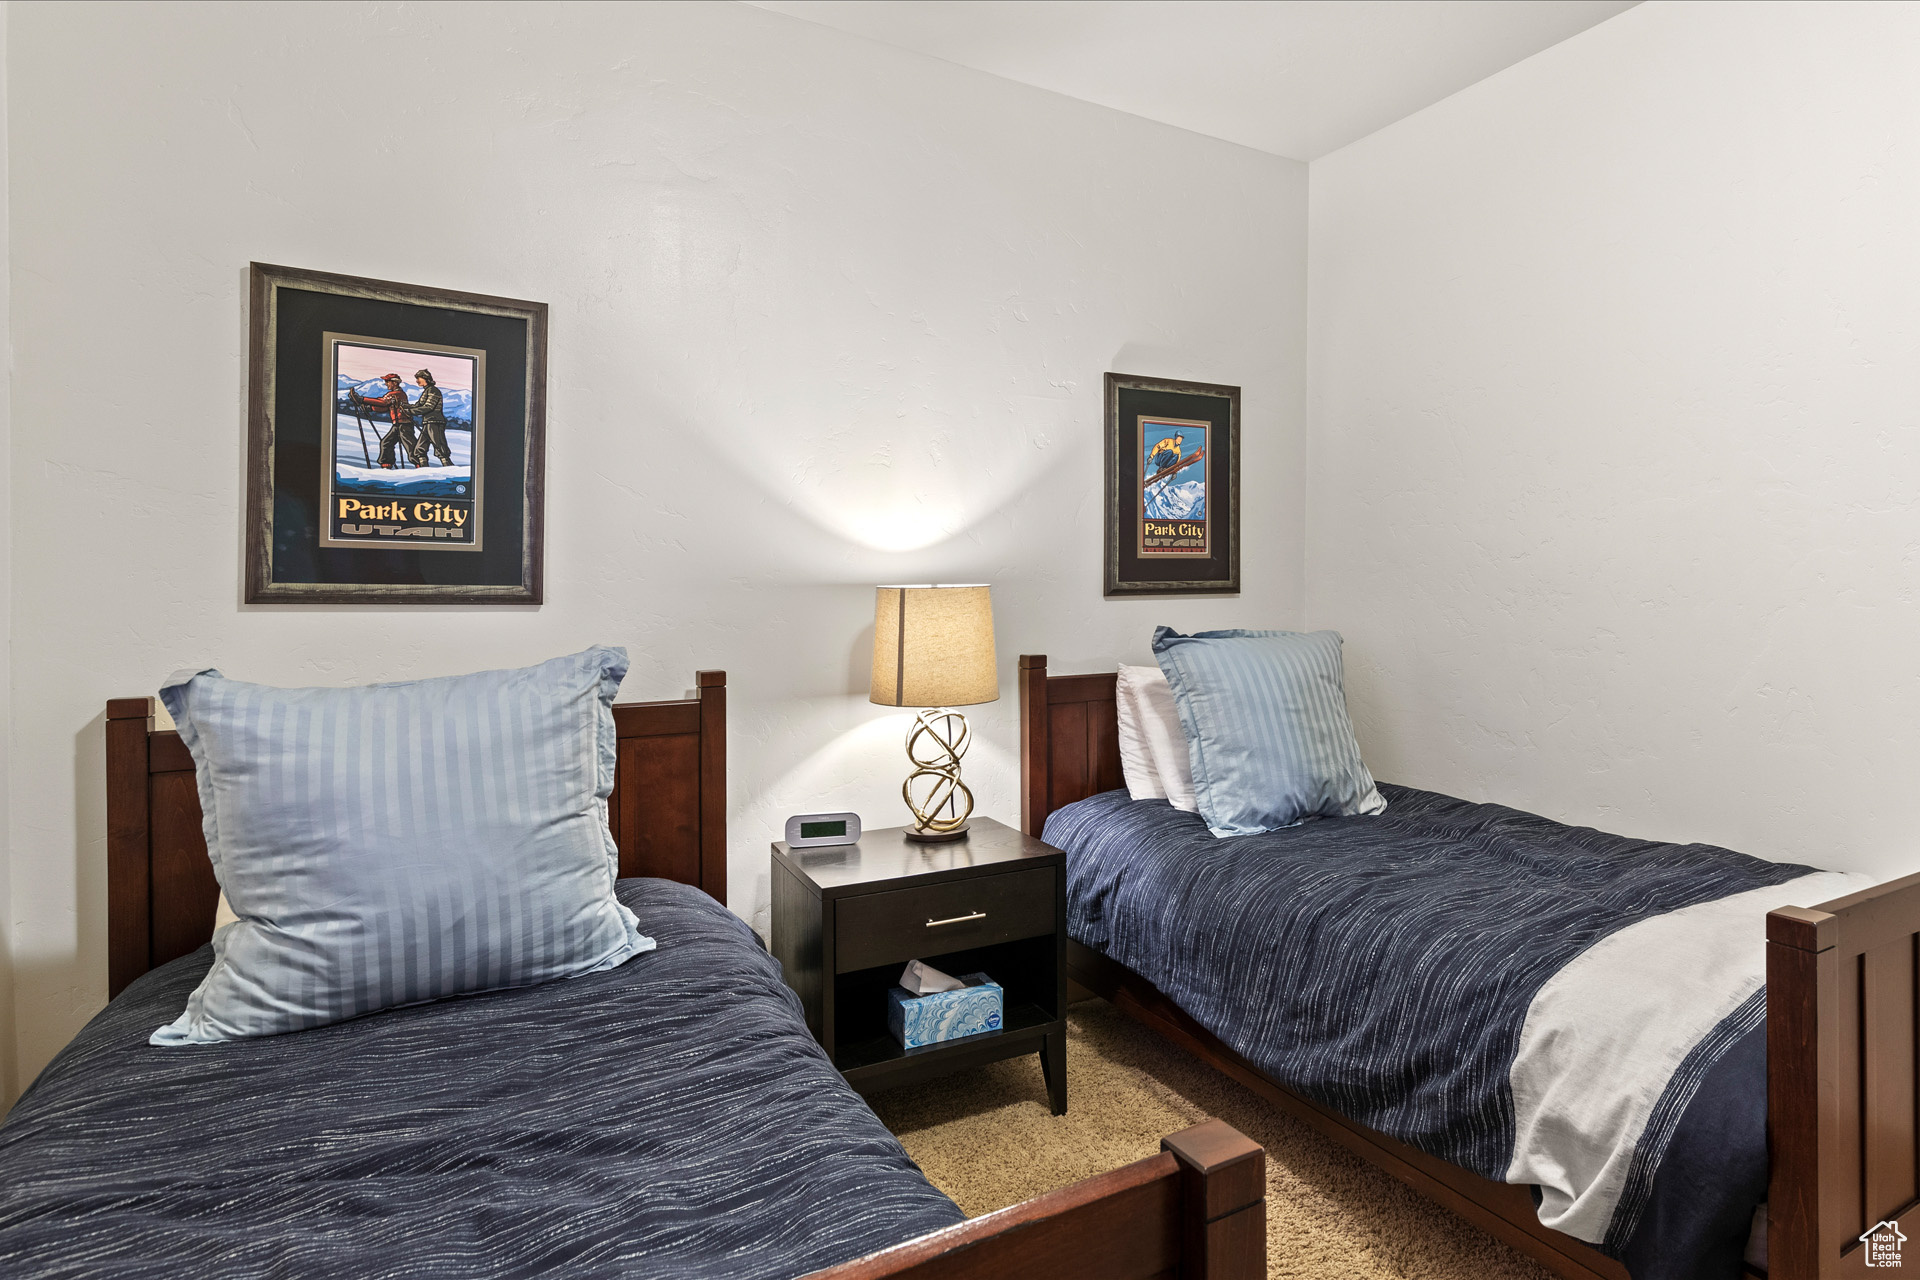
left=886, top=973, right=1004, bottom=1049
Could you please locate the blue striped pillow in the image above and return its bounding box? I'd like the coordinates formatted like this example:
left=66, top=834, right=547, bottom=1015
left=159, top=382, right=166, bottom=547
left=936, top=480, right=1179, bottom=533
left=1152, top=627, right=1386, bottom=837
left=151, top=647, right=653, bottom=1045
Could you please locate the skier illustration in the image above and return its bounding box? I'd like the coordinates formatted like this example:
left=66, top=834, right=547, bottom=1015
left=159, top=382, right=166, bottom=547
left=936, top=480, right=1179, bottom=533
left=409, top=368, right=453, bottom=467
left=1147, top=431, right=1185, bottom=477
left=351, top=373, right=418, bottom=469
left=1142, top=425, right=1206, bottom=499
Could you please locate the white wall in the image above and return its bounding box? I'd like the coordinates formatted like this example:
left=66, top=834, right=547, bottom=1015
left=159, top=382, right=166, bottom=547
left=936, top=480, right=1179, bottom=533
left=1308, top=0, right=1920, bottom=881
left=0, top=0, right=15, bottom=1111
left=4, top=0, right=1305, bottom=1101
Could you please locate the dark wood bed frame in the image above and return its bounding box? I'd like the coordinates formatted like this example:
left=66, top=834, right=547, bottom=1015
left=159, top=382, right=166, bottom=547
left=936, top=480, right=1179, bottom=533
left=102, top=673, right=1267, bottom=1280
left=1019, top=653, right=1920, bottom=1280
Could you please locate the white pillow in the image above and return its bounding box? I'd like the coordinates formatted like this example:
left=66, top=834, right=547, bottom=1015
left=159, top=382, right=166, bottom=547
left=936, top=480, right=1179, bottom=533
left=1115, top=664, right=1166, bottom=800
left=1117, top=664, right=1198, bottom=813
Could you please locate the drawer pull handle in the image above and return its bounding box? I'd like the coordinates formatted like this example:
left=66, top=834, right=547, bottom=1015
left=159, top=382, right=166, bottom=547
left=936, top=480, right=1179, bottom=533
left=926, top=911, right=986, bottom=928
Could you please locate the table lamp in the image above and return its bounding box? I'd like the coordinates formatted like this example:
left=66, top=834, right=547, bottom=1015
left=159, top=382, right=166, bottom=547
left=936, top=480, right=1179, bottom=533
left=869, top=584, right=998, bottom=842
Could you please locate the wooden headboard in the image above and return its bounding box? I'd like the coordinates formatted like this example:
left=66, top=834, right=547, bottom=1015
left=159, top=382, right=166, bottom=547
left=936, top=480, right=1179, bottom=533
left=104, top=670, right=727, bottom=998
left=1018, top=655, right=1123, bottom=837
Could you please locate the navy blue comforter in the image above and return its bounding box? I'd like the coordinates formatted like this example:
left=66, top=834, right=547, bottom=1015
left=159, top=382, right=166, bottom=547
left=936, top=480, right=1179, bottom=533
left=0, top=879, right=962, bottom=1279
left=1049, top=784, right=1812, bottom=1280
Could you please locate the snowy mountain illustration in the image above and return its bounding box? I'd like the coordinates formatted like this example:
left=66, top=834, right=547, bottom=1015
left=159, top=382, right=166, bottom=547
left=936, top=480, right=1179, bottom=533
left=335, top=373, right=475, bottom=423
left=1145, top=480, right=1205, bottom=521
left=332, top=413, right=473, bottom=498
left=334, top=464, right=472, bottom=499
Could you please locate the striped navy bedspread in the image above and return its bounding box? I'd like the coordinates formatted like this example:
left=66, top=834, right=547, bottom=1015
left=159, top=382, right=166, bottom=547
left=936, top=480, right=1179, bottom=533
left=1048, top=784, right=1867, bottom=1280
left=0, top=878, right=963, bottom=1279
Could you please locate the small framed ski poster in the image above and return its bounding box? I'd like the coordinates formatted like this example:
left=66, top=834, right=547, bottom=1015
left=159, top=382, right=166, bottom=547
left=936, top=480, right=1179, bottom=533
left=245, top=263, right=545, bottom=604
left=322, top=335, right=485, bottom=552
left=1103, top=372, right=1239, bottom=596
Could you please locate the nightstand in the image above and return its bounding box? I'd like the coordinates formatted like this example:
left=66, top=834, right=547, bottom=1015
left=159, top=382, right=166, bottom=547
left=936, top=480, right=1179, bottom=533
left=772, top=816, right=1067, bottom=1114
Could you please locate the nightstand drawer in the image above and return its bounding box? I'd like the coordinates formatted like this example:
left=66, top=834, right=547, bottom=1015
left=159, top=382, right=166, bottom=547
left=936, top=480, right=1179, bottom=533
left=834, top=867, right=1055, bottom=974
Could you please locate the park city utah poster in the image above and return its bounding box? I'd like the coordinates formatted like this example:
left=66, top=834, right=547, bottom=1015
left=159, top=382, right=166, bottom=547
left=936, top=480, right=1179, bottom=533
left=1139, top=415, right=1209, bottom=556
left=322, top=334, right=485, bottom=551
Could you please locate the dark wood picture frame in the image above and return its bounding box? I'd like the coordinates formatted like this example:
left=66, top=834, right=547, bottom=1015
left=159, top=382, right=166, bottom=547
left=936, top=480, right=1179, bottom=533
left=1103, top=372, right=1240, bottom=597
left=245, top=262, right=547, bottom=605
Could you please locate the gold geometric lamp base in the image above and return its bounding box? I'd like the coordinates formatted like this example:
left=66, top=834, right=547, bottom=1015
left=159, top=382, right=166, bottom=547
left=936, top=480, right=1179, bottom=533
left=902, top=707, right=973, bottom=842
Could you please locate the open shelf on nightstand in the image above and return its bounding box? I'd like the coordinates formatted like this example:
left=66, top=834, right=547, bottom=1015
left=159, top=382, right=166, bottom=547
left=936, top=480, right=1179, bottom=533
left=830, top=935, right=1062, bottom=1096
left=834, top=1000, right=1056, bottom=1080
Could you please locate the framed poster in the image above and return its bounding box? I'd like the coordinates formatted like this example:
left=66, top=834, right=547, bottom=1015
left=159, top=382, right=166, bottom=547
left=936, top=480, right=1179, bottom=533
left=1103, top=372, right=1239, bottom=596
left=245, top=262, right=546, bottom=604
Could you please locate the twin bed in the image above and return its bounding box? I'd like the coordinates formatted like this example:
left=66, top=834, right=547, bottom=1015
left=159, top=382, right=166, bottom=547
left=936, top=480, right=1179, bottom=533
left=1019, top=653, right=1920, bottom=1280
left=7, top=651, right=1915, bottom=1280
left=0, top=674, right=1265, bottom=1280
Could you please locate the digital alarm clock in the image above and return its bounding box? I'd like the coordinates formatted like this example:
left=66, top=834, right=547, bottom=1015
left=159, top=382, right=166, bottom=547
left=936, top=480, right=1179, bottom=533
left=783, top=812, right=862, bottom=848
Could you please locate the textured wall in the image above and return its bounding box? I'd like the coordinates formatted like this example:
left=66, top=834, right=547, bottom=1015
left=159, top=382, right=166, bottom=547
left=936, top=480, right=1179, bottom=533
left=1308, top=0, right=1920, bottom=881
left=0, top=0, right=15, bottom=1111
left=6, top=0, right=1305, bottom=1098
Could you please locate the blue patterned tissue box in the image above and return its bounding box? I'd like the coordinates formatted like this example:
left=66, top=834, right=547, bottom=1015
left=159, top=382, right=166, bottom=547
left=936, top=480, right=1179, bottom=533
left=887, top=973, right=1004, bottom=1049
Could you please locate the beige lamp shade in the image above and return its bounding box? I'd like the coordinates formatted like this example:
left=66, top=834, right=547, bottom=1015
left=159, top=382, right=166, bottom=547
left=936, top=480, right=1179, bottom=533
left=869, top=585, right=999, bottom=708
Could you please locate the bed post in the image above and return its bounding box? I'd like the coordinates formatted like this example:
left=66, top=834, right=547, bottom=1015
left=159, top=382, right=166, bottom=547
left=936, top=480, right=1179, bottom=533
left=697, top=670, right=727, bottom=906
left=1163, top=1119, right=1266, bottom=1278
left=105, top=696, right=155, bottom=999
left=1766, top=904, right=1828, bottom=1280
left=1019, top=654, right=1049, bottom=837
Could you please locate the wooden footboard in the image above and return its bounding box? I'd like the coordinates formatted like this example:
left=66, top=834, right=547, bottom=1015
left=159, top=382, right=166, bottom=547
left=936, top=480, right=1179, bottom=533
left=802, top=1119, right=1264, bottom=1280
left=1769, top=873, right=1920, bottom=1278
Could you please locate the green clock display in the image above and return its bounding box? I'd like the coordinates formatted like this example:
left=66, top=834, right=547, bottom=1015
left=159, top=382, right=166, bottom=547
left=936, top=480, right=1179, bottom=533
left=784, top=812, right=862, bottom=848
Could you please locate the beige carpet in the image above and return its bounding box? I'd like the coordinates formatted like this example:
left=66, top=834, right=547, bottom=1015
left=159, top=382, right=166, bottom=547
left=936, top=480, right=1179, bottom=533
left=864, top=999, right=1556, bottom=1280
